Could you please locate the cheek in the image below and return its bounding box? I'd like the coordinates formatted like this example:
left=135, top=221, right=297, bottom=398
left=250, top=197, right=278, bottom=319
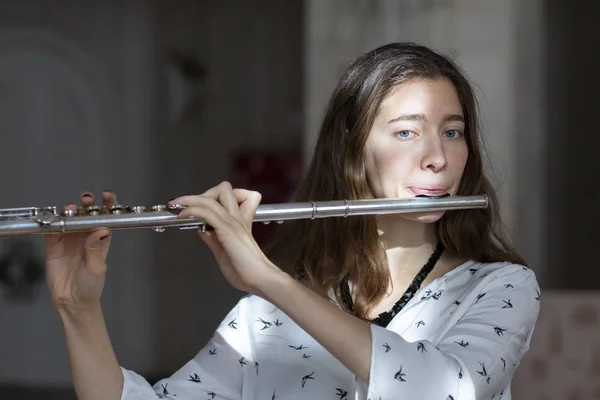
left=366, top=147, right=412, bottom=194
left=448, top=143, right=469, bottom=172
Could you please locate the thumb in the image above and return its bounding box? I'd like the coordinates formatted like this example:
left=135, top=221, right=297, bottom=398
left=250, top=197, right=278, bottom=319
left=234, top=189, right=262, bottom=228
left=84, top=228, right=111, bottom=259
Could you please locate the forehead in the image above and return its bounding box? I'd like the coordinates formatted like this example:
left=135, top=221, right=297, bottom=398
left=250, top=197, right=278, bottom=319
left=376, top=78, right=463, bottom=119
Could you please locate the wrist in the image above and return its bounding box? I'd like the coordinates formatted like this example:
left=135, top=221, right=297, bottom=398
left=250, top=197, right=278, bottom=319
left=57, top=302, right=104, bottom=327
left=252, top=264, right=296, bottom=303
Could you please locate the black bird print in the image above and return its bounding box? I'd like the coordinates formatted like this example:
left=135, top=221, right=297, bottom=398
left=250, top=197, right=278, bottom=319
left=415, top=320, right=425, bottom=328
left=454, top=340, right=469, bottom=347
left=447, top=396, right=455, bottom=400
left=535, top=288, right=540, bottom=301
left=207, top=392, right=216, bottom=399
left=239, top=357, right=247, bottom=367
left=494, top=327, right=508, bottom=337
left=336, top=388, right=348, bottom=399
left=255, top=362, right=259, bottom=375
left=501, top=358, right=506, bottom=372
left=459, top=369, right=463, bottom=379
left=417, top=342, right=427, bottom=352
left=504, top=284, right=514, bottom=289
left=289, top=344, right=308, bottom=350
left=272, top=389, right=276, bottom=399
left=383, top=343, right=391, bottom=353
left=421, top=289, right=433, bottom=300
left=273, top=319, right=283, bottom=327
left=189, top=373, right=201, bottom=383
left=161, top=383, right=176, bottom=397
left=301, top=372, right=315, bottom=388
left=228, top=319, right=238, bottom=329
left=453, top=300, right=461, bottom=306
left=477, top=362, right=488, bottom=377
left=469, top=268, right=478, bottom=275
left=208, top=349, right=216, bottom=355
left=432, top=291, right=442, bottom=300
left=502, top=299, right=513, bottom=309
left=394, top=366, right=407, bottom=382
left=302, top=354, right=311, bottom=359
left=257, top=317, right=273, bottom=330
left=475, top=293, right=486, bottom=303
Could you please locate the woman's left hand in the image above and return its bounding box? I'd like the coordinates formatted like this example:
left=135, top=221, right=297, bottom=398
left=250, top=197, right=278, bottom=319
left=170, top=181, right=281, bottom=294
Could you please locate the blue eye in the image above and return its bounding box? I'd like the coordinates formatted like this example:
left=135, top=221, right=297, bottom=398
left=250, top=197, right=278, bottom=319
left=395, top=130, right=415, bottom=139
left=443, top=129, right=462, bottom=139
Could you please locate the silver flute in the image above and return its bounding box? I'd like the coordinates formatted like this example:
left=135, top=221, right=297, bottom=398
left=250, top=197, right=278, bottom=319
left=0, top=195, right=488, bottom=236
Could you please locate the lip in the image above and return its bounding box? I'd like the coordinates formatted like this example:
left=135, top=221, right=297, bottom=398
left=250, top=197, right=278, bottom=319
left=407, top=186, right=449, bottom=195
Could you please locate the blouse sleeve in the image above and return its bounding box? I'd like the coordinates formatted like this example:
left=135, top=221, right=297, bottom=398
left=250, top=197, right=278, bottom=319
left=120, top=296, right=253, bottom=400
left=366, top=265, right=540, bottom=400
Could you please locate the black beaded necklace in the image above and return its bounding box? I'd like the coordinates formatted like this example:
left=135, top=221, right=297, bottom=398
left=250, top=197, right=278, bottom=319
left=340, top=241, right=445, bottom=328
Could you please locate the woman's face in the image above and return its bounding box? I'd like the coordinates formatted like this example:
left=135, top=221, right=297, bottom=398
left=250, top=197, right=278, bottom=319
left=364, top=78, right=469, bottom=223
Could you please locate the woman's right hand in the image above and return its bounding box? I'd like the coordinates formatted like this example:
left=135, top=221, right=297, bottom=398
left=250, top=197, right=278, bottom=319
left=45, top=190, right=117, bottom=312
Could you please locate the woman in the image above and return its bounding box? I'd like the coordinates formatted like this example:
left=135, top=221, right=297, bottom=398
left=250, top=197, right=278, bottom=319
left=45, top=42, right=540, bottom=399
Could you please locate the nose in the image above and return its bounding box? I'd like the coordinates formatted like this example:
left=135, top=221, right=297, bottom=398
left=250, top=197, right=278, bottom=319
left=420, top=135, right=447, bottom=172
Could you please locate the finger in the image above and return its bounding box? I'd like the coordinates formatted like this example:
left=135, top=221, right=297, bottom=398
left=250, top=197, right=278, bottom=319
left=177, top=204, right=227, bottom=229
left=101, top=190, right=118, bottom=209
left=169, top=182, right=223, bottom=206
left=199, top=181, right=233, bottom=198
left=84, top=227, right=111, bottom=258
left=62, top=202, right=78, bottom=214
left=172, top=182, right=241, bottom=216
left=233, top=189, right=262, bottom=226
left=84, top=228, right=110, bottom=245
left=217, top=183, right=243, bottom=217
left=79, top=192, right=95, bottom=215
left=174, top=193, right=241, bottom=222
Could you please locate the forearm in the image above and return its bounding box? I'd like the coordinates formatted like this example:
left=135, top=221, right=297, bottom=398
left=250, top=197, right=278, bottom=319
left=257, top=270, right=373, bottom=383
left=58, top=305, right=124, bottom=400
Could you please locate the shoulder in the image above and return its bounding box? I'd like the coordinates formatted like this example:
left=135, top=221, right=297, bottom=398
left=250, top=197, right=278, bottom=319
left=448, top=261, right=541, bottom=324
left=470, top=261, right=539, bottom=290
left=449, top=260, right=539, bottom=289
left=445, top=261, right=541, bottom=309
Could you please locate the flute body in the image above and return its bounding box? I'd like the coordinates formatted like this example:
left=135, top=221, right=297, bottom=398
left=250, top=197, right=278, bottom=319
left=0, top=195, right=488, bottom=237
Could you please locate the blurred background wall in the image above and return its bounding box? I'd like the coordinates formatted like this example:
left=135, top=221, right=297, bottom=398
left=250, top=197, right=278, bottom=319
left=0, top=0, right=598, bottom=398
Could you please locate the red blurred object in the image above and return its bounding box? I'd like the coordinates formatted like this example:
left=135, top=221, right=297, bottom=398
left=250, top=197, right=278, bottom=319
left=232, top=150, right=303, bottom=246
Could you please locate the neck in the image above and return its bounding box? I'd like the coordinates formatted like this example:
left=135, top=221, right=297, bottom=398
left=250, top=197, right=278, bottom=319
left=377, top=215, right=440, bottom=281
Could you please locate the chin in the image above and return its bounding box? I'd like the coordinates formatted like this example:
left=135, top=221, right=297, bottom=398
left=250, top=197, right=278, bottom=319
left=402, top=210, right=446, bottom=224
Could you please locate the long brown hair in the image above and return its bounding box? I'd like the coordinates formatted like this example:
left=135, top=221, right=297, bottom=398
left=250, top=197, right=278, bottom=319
left=263, top=42, right=526, bottom=320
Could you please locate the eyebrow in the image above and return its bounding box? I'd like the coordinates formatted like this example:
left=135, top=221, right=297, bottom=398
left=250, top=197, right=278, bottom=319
left=387, top=113, right=465, bottom=124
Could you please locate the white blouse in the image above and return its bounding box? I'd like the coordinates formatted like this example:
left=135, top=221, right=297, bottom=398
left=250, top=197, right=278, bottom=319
left=121, top=260, right=540, bottom=400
